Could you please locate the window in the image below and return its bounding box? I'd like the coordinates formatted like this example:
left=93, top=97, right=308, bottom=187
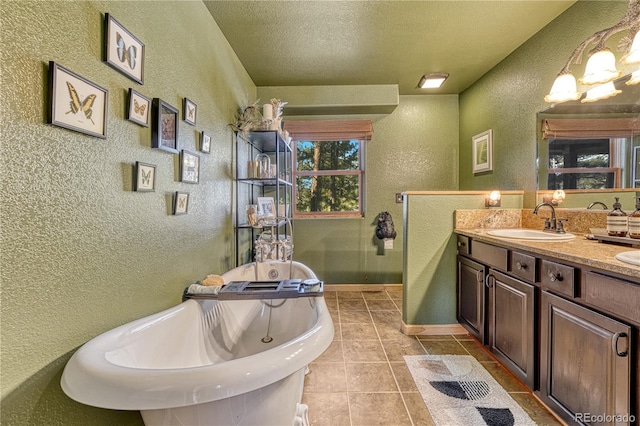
left=547, top=138, right=620, bottom=189
left=284, top=120, right=372, bottom=218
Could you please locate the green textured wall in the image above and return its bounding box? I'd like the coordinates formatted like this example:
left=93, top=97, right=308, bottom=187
left=293, top=95, right=459, bottom=283
left=0, top=1, right=254, bottom=425
left=458, top=0, right=627, bottom=208
left=403, top=193, right=523, bottom=325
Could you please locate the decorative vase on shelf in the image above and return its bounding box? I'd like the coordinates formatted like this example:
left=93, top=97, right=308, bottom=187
left=255, top=153, right=271, bottom=179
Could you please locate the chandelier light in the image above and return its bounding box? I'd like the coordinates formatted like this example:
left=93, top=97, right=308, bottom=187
left=545, top=0, right=640, bottom=103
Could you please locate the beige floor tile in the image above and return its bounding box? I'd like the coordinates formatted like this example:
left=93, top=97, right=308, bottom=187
left=510, top=392, right=564, bottom=425
left=339, top=309, right=373, bottom=324
left=323, top=291, right=338, bottom=300
left=419, top=339, right=468, bottom=355
left=341, top=322, right=379, bottom=340
left=314, top=340, right=344, bottom=363
left=324, top=297, right=338, bottom=310
left=349, top=392, right=411, bottom=426
left=346, top=362, right=397, bottom=392
left=337, top=291, right=364, bottom=299
left=362, top=291, right=391, bottom=300
left=416, top=334, right=457, bottom=341
left=305, top=363, right=347, bottom=393
left=481, top=361, right=529, bottom=392
left=381, top=338, right=426, bottom=361
left=375, top=322, right=406, bottom=340
left=342, top=340, right=387, bottom=362
left=402, top=392, right=436, bottom=425
left=302, top=392, right=350, bottom=426
left=386, top=289, right=403, bottom=300
left=452, top=333, right=475, bottom=341
left=370, top=310, right=401, bottom=324
left=459, top=339, right=497, bottom=362
left=339, top=298, right=368, bottom=310
left=365, top=299, right=399, bottom=311
left=390, top=362, right=418, bottom=392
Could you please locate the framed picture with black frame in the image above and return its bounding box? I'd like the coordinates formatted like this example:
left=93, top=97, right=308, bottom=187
left=104, top=13, right=145, bottom=84
left=151, top=98, right=179, bottom=154
left=134, top=161, right=156, bottom=192
left=127, top=88, right=150, bottom=127
left=183, top=98, right=197, bottom=125
left=173, top=191, right=189, bottom=215
left=180, top=149, right=200, bottom=184
left=48, top=61, right=108, bottom=138
left=200, top=131, right=211, bottom=153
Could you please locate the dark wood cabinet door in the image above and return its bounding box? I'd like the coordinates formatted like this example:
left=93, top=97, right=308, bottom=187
left=540, top=291, right=632, bottom=425
left=457, top=256, right=486, bottom=343
left=489, top=270, right=536, bottom=389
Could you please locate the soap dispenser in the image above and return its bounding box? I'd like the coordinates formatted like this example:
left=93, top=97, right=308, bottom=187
left=607, top=197, right=628, bottom=237
left=628, top=197, right=640, bottom=239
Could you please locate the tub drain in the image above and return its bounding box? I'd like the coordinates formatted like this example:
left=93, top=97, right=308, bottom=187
left=261, top=336, right=273, bottom=343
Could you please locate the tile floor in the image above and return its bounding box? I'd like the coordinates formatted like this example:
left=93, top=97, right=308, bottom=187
left=302, top=289, right=562, bottom=426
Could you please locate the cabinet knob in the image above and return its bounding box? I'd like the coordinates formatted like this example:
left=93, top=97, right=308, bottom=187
left=612, top=332, right=629, bottom=357
left=548, top=272, right=563, bottom=282
left=457, top=241, right=466, bottom=247
left=516, top=262, right=527, bottom=270
left=485, top=274, right=494, bottom=288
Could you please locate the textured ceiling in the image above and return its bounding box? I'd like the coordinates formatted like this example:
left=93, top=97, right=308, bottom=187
left=204, top=0, right=576, bottom=95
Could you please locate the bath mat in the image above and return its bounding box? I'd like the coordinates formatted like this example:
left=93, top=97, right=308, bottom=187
left=404, top=355, right=535, bottom=426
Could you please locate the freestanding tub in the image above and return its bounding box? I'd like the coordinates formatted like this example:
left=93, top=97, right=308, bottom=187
left=61, top=261, right=334, bottom=426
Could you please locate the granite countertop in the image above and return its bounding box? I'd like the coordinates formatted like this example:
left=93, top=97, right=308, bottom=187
left=455, top=228, right=640, bottom=280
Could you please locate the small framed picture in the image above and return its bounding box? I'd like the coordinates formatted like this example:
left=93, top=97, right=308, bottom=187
left=127, top=88, right=150, bottom=127
left=472, top=129, right=493, bottom=173
left=200, top=131, right=211, bottom=153
left=104, top=13, right=144, bottom=84
left=152, top=98, right=179, bottom=154
left=173, top=191, right=189, bottom=215
left=183, top=98, right=197, bottom=125
left=134, top=161, right=156, bottom=192
left=180, top=149, right=200, bottom=184
left=48, top=61, right=108, bottom=138
left=257, top=196, right=276, bottom=221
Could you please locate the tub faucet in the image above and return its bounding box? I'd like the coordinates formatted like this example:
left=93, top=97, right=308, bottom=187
left=533, top=202, right=567, bottom=233
left=587, top=201, right=608, bottom=210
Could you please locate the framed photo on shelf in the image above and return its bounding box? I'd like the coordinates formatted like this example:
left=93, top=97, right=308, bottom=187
left=127, top=88, right=150, bottom=127
left=180, top=149, right=200, bottom=184
left=183, top=98, right=197, bottom=125
left=134, top=161, right=156, bottom=192
left=151, top=98, right=179, bottom=154
left=104, top=13, right=144, bottom=84
left=48, top=61, right=108, bottom=138
left=200, top=131, right=211, bottom=153
left=472, top=129, right=493, bottom=173
left=173, top=191, right=189, bottom=215
left=257, top=196, right=276, bottom=221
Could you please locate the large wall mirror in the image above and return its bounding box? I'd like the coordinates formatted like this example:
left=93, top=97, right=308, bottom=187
left=537, top=74, right=640, bottom=208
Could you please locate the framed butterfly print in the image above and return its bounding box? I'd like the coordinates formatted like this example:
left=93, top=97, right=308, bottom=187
left=183, top=98, right=197, bottom=125
left=127, top=89, right=150, bottom=127
left=173, top=191, right=189, bottom=215
left=151, top=98, right=179, bottom=154
left=105, top=13, right=144, bottom=84
left=200, top=131, right=211, bottom=153
left=48, top=61, right=108, bottom=138
left=134, top=161, right=156, bottom=192
left=180, top=150, right=200, bottom=184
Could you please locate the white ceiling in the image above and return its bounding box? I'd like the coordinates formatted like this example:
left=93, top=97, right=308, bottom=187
left=205, top=0, right=577, bottom=95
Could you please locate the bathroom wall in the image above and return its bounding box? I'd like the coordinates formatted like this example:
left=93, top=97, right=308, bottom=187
left=292, top=95, right=460, bottom=284
left=458, top=0, right=628, bottom=207
left=0, top=2, right=254, bottom=425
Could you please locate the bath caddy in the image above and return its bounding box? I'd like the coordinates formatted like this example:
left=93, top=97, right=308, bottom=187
left=183, top=278, right=323, bottom=301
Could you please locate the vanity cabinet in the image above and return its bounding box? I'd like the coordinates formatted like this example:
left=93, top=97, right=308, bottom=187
left=457, top=255, right=487, bottom=343
left=540, top=291, right=631, bottom=425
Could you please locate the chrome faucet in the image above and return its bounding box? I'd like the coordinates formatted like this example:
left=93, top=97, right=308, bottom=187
left=533, top=202, right=567, bottom=233
left=587, top=201, right=608, bottom=210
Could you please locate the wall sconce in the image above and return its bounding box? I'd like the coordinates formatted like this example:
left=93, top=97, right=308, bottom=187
left=418, top=73, right=449, bottom=89
left=543, top=189, right=566, bottom=206
left=485, top=190, right=501, bottom=207
left=545, top=0, right=640, bottom=104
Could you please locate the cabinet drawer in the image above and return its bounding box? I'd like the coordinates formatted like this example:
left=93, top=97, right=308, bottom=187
left=541, top=259, right=576, bottom=297
left=470, top=240, right=508, bottom=271
left=583, top=272, right=640, bottom=325
left=510, top=251, right=537, bottom=283
left=457, top=235, right=470, bottom=255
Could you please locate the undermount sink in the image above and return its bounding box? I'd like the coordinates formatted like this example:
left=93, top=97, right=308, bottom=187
left=614, top=251, right=640, bottom=266
left=487, top=229, right=576, bottom=242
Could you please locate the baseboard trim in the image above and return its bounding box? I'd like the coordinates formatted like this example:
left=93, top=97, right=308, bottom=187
left=401, top=322, right=468, bottom=336
left=324, top=283, right=402, bottom=292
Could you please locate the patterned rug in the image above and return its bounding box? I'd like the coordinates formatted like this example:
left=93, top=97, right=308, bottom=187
left=404, top=355, right=535, bottom=426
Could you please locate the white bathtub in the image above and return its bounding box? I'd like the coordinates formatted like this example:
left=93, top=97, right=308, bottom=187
left=61, top=261, right=334, bottom=426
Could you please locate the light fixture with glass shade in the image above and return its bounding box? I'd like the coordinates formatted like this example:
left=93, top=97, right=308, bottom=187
left=545, top=0, right=640, bottom=103
left=417, top=73, right=449, bottom=89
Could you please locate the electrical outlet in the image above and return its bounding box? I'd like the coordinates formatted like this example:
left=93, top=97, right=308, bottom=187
left=395, top=193, right=403, bottom=203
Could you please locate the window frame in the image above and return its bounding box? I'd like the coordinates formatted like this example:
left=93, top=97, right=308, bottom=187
left=292, top=139, right=365, bottom=218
